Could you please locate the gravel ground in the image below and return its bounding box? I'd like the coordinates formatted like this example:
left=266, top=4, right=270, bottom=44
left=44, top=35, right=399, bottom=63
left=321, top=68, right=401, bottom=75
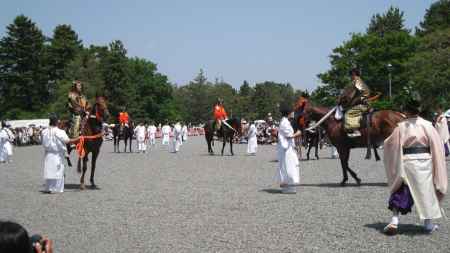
left=1, top=136, right=449, bottom=253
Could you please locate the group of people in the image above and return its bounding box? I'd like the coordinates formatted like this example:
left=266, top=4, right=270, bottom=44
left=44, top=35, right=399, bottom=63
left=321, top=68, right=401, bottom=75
left=133, top=121, right=189, bottom=153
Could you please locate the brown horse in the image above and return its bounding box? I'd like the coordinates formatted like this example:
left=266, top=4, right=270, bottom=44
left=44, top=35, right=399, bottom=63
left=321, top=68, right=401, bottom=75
left=204, top=118, right=242, bottom=156
left=300, top=99, right=404, bottom=186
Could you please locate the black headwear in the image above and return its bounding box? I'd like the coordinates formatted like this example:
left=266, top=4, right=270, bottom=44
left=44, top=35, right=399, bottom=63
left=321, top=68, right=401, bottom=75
left=49, top=113, right=59, bottom=126
left=279, top=103, right=292, bottom=117
left=402, top=90, right=422, bottom=114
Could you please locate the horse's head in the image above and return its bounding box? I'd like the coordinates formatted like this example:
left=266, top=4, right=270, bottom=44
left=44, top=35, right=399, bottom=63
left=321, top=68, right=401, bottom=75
left=94, top=96, right=110, bottom=122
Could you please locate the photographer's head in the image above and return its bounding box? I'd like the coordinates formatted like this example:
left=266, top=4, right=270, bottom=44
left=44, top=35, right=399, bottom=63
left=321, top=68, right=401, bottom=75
left=0, top=221, right=33, bottom=253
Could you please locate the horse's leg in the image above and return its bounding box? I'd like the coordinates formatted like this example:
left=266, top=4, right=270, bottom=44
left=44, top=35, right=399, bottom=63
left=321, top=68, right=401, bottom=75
left=80, top=155, right=88, bottom=190
left=124, top=138, right=127, bottom=153
left=129, top=136, right=132, bottom=153
left=339, top=148, right=361, bottom=186
left=373, top=145, right=381, bottom=161
left=306, top=143, right=311, bottom=160
left=221, top=136, right=226, bottom=156
left=77, top=157, right=81, bottom=173
left=90, top=151, right=99, bottom=188
left=337, top=147, right=350, bottom=186
left=230, top=135, right=234, bottom=156
left=315, top=141, right=319, bottom=160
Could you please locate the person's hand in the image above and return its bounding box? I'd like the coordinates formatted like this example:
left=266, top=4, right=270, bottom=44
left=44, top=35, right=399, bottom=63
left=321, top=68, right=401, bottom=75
left=34, top=237, right=53, bottom=253
left=436, top=190, right=444, bottom=202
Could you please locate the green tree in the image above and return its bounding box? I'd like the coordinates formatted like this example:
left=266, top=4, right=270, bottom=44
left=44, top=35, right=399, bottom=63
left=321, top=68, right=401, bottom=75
left=0, top=15, right=49, bottom=119
left=48, top=24, right=82, bottom=82
left=101, top=40, right=133, bottom=117
left=416, top=0, right=450, bottom=36
left=367, top=6, right=409, bottom=36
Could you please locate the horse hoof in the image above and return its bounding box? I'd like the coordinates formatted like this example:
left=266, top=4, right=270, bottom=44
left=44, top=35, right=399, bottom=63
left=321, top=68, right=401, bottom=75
left=356, top=178, right=362, bottom=186
left=80, top=183, right=85, bottom=190
left=340, top=179, right=348, bottom=186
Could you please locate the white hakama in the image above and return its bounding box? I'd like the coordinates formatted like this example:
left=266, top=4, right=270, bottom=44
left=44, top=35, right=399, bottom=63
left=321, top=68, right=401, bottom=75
left=0, top=128, right=13, bottom=163
left=42, top=127, right=70, bottom=193
left=247, top=124, right=257, bottom=155
left=171, top=124, right=183, bottom=153
left=147, top=125, right=157, bottom=145
left=182, top=125, right=188, bottom=142
left=276, top=117, right=300, bottom=193
left=161, top=125, right=171, bottom=145
left=135, top=125, right=147, bottom=153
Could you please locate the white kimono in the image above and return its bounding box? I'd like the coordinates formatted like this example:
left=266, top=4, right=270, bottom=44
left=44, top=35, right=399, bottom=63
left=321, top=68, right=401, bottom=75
left=384, top=117, right=447, bottom=220
left=147, top=125, right=157, bottom=145
left=435, top=113, right=449, bottom=145
left=181, top=125, right=188, bottom=142
left=134, top=125, right=147, bottom=152
left=41, top=127, right=70, bottom=192
left=276, top=117, right=300, bottom=186
left=247, top=123, right=257, bottom=154
left=171, top=123, right=183, bottom=153
left=0, top=128, right=14, bottom=162
left=161, top=125, right=171, bottom=145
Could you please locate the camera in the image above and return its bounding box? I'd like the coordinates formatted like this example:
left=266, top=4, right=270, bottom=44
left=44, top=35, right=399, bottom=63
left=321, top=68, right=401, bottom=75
left=30, top=234, right=46, bottom=252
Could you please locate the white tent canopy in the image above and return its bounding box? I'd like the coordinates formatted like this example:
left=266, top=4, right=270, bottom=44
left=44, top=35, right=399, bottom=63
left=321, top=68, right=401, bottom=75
left=7, top=119, right=49, bottom=128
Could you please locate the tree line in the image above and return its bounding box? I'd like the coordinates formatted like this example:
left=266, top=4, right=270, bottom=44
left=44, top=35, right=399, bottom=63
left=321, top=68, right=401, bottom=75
left=0, top=0, right=449, bottom=123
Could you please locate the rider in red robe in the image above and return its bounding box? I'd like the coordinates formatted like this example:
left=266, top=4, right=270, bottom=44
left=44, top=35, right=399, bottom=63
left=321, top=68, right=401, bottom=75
left=118, top=107, right=129, bottom=128
left=214, top=98, right=228, bottom=131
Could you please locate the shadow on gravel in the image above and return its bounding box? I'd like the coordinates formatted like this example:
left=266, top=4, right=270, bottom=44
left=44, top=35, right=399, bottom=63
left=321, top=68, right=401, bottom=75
left=365, top=223, right=429, bottom=236
left=64, top=184, right=101, bottom=191
left=300, top=182, right=387, bottom=188
left=259, top=188, right=283, bottom=194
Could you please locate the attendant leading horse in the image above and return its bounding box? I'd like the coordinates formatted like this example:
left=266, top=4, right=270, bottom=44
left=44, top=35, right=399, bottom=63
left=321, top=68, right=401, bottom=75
left=299, top=98, right=404, bottom=186
left=204, top=118, right=242, bottom=156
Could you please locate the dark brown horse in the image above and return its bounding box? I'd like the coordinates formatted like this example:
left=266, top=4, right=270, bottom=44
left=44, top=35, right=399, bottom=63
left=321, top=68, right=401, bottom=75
left=204, top=118, right=242, bottom=156
left=65, top=96, right=109, bottom=190
left=113, top=120, right=134, bottom=153
left=300, top=98, right=404, bottom=186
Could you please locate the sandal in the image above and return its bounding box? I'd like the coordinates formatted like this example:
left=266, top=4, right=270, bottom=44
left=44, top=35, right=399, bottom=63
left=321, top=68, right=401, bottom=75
left=383, top=223, right=398, bottom=235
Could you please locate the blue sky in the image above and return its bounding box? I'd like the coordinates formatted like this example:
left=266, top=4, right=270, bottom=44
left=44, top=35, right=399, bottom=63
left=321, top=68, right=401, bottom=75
left=0, top=1, right=436, bottom=91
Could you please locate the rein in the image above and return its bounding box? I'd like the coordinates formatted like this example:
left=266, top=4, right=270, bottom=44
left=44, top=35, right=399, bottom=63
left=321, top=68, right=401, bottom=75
left=76, top=133, right=104, bottom=158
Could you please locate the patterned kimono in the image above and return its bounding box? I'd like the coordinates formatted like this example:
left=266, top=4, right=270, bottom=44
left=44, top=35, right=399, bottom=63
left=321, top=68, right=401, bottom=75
left=342, top=77, right=371, bottom=130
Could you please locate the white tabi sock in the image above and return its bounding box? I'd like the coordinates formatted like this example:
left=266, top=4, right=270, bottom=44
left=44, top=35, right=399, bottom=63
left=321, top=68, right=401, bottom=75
left=390, top=216, right=399, bottom=225
left=424, top=219, right=435, bottom=230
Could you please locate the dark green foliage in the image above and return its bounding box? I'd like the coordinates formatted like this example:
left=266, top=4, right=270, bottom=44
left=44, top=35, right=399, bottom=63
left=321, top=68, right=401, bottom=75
left=367, top=6, right=410, bottom=36
left=0, top=15, right=49, bottom=118
left=416, top=0, right=450, bottom=36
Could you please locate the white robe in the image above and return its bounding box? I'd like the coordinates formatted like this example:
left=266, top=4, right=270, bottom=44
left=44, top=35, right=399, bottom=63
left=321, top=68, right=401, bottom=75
left=42, top=127, right=69, bottom=193
left=147, top=125, right=157, bottom=145
left=435, top=113, right=449, bottom=145
left=384, top=117, right=447, bottom=220
left=181, top=125, right=188, bottom=142
left=170, top=124, right=183, bottom=153
left=134, top=125, right=147, bottom=152
left=247, top=124, right=257, bottom=154
left=276, top=117, right=300, bottom=186
left=161, top=125, right=171, bottom=145
left=0, top=129, right=9, bottom=162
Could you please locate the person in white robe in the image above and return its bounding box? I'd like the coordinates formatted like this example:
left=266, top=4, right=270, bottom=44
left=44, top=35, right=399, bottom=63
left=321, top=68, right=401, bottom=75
left=383, top=94, right=447, bottom=235
left=181, top=124, right=188, bottom=142
left=161, top=123, right=171, bottom=145
left=41, top=114, right=79, bottom=193
left=171, top=122, right=183, bottom=153
left=147, top=122, right=157, bottom=146
left=276, top=105, right=302, bottom=194
left=0, top=121, right=14, bottom=163
left=134, top=122, right=147, bottom=153
left=247, top=121, right=257, bottom=155
left=435, top=107, right=449, bottom=156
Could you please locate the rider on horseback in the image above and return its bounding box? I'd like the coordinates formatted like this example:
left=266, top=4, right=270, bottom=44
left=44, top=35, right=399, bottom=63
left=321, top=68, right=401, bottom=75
left=213, top=98, right=228, bottom=133
left=68, top=80, right=90, bottom=138
left=338, top=68, right=371, bottom=137
left=118, top=106, right=129, bottom=130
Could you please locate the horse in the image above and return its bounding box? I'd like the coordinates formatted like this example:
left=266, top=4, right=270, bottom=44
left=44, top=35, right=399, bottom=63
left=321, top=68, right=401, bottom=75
left=65, top=95, right=109, bottom=190
left=113, top=120, right=134, bottom=153
left=204, top=118, right=242, bottom=156
left=299, top=98, right=404, bottom=186
left=304, top=125, right=325, bottom=160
